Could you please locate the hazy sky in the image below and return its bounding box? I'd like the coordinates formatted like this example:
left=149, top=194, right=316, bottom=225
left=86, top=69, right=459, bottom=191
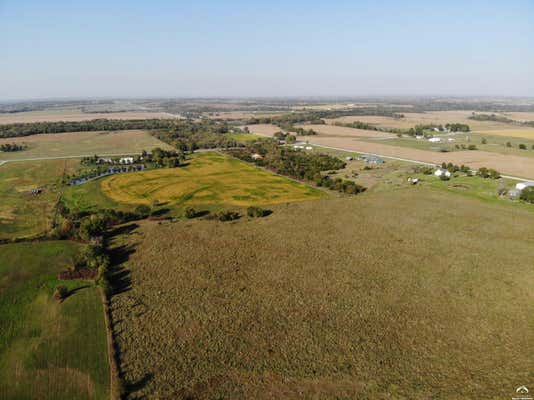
left=1, top=0, right=533, bottom=100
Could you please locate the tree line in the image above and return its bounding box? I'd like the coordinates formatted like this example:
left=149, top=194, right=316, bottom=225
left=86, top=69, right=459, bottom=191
left=0, top=143, right=27, bottom=152
left=228, top=141, right=365, bottom=195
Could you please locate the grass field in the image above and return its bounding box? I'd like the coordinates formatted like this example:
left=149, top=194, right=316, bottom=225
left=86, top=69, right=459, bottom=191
left=0, top=241, right=109, bottom=400
left=109, top=188, right=534, bottom=399
left=71, top=152, right=324, bottom=212
left=0, top=159, right=80, bottom=239
left=0, top=130, right=173, bottom=161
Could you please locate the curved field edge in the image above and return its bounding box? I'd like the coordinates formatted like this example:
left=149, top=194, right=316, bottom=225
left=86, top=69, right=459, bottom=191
left=0, top=241, right=110, bottom=400
left=65, top=152, right=326, bottom=213
left=109, top=188, right=534, bottom=399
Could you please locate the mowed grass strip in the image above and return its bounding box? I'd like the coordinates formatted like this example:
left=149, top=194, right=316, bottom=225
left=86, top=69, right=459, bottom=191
left=0, top=241, right=110, bottom=400
left=0, top=130, right=173, bottom=160
left=100, top=152, right=325, bottom=207
left=109, top=188, right=534, bottom=399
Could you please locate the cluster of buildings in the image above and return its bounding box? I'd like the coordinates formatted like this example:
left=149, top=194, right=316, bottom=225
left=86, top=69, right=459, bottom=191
left=508, top=181, right=534, bottom=197
left=70, top=164, right=145, bottom=186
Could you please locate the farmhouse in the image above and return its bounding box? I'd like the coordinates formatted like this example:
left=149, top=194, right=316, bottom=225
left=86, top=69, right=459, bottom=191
left=515, top=182, right=534, bottom=191
left=363, top=155, right=385, bottom=164
left=428, top=137, right=441, bottom=143
left=434, top=169, right=451, bottom=178
left=119, top=157, right=134, bottom=164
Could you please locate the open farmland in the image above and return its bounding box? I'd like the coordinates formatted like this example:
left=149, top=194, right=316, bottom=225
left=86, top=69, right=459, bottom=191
left=0, top=130, right=173, bottom=161
left=0, top=159, right=79, bottom=239
left=65, top=152, right=325, bottom=213
left=244, top=123, right=285, bottom=136
left=297, top=135, right=534, bottom=179
left=0, top=110, right=178, bottom=124
left=0, top=241, right=109, bottom=400
left=298, top=123, right=396, bottom=139
left=109, top=188, right=534, bottom=399
left=326, top=111, right=534, bottom=138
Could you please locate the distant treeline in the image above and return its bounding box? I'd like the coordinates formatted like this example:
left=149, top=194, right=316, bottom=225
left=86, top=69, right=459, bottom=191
left=0, top=118, right=186, bottom=138
left=333, top=121, right=404, bottom=134
left=469, top=113, right=534, bottom=127
left=0, top=143, right=27, bottom=152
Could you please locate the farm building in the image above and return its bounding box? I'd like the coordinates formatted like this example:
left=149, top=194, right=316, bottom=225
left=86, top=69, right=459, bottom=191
left=428, top=137, right=441, bottom=143
left=119, top=157, right=134, bottom=164
left=305, top=146, right=313, bottom=150
left=345, top=156, right=353, bottom=161
left=508, top=189, right=521, bottom=197
left=515, top=182, right=534, bottom=191
left=251, top=153, right=263, bottom=160
left=434, top=169, right=451, bottom=178
left=363, top=155, right=385, bottom=164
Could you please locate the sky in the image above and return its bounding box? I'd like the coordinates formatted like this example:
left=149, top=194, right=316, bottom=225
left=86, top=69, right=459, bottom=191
left=1, top=0, right=533, bottom=100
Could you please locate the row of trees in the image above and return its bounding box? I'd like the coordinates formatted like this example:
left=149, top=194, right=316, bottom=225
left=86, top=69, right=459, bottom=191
left=0, top=143, right=26, bottom=152
left=228, top=142, right=365, bottom=195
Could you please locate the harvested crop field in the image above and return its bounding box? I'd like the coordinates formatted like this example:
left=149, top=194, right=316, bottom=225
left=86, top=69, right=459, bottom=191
left=244, top=123, right=284, bottom=136
left=326, top=111, right=534, bottom=134
left=299, top=135, right=534, bottom=179
left=99, top=152, right=324, bottom=208
left=0, top=130, right=173, bottom=160
left=299, top=124, right=396, bottom=139
left=475, top=128, right=534, bottom=140
left=109, top=188, right=534, bottom=399
left=0, top=110, right=178, bottom=124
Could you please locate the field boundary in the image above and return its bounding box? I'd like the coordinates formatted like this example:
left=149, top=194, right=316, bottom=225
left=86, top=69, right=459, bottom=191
left=305, top=142, right=533, bottom=183
left=99, top=287, right=122, bottom=400
left=0, top=152, right=144, bottom=166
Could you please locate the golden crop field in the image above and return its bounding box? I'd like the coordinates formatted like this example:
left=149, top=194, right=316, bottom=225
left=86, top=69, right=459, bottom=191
left=0, top=110, right=178, bottom=124
left=100, top=152, right=325, bottom=207
left=0, top=130, right=173, bottom=160
left=476, top=128, right=534, bottom=139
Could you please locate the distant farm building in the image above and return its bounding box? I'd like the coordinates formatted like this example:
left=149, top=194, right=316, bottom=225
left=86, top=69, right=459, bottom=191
left=428, top=137, right=441, bottom=143
left=251, top=153, right=263, bottom=160
left=305, top=146, right=313, bottom=150
left=515, top=182, right=534, bottom=191
left=434, top=169, right=451, bottom=178
left=508, top=189, right=521, bottom=197
left=345, top=156, right=353, bottom=161
left=363, top=155, right=385, bottom=164
left=119, top=157, right=134, bottom=164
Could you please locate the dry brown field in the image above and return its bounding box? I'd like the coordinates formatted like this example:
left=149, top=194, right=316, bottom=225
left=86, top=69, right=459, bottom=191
left=208, top=111, right=285, bottom=120
left=299, top=124, right=396, bottom=139
left=109, top=189, right=534, bottom=399
left=244, top=123, right=284, bottom=136
left=325, top=111, right=534, bottom=135
left=499, top=112, right=534, bottom=121
left=0, top=130, right=173, bottom=160
left=299, top=135, right=534, bottom=179
left=0, top=110, right=179, bottom=124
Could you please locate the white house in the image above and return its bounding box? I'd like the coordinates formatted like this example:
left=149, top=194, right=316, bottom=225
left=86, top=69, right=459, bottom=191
left=428, top=137, right=441, bottom=143
left=305, top=146, right=313, bottom=150
left=119, top=157, right=134, bottom=164
left=434, top=169, right=451, bottom=178
left=515, top=182, right=534, bottom=191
